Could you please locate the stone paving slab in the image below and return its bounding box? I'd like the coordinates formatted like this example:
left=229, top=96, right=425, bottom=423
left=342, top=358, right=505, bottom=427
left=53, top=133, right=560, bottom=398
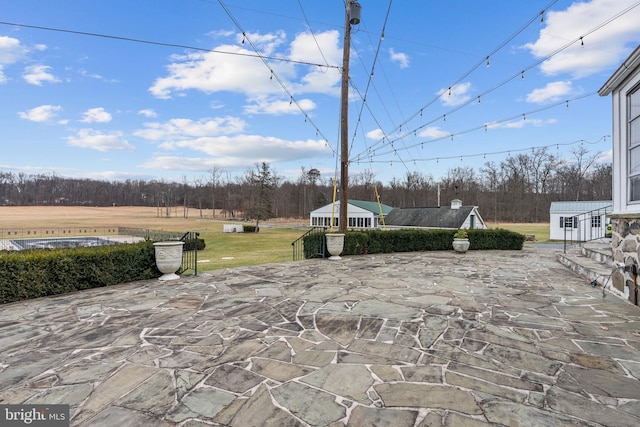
left=1, top=248, right=640, bottom=426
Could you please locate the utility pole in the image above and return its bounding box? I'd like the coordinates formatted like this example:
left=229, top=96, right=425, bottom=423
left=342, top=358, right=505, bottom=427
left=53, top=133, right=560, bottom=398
left=339, top=0, right=360, bottom=231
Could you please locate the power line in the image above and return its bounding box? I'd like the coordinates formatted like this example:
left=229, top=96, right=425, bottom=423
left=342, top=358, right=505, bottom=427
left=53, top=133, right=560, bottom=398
left=215, top=0, right=337, bottom=155
left=354, top=92, right=600, bottom=162
left=355, top=0, right=637, bottom=162
left=358, top=135, right=609, bottom=166
left=0, top=20, right=340, bottom=70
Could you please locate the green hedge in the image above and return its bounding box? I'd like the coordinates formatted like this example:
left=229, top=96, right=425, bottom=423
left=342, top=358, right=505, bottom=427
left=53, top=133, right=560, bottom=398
left=0, top=241, right=161, bottom=305
left=303, top=228, right=525, bottom=258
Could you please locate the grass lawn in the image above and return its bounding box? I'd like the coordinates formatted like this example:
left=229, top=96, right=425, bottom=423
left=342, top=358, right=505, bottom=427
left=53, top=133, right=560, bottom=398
left=196, top=225, right=305, bottom=271
left=487, top=222, right=553, bottom=243
left=0, top=206, right=555, bottom=272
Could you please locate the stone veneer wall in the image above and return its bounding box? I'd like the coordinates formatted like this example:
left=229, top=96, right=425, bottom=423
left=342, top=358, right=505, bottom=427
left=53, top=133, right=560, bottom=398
left=610, top=217, right=640, bottom=304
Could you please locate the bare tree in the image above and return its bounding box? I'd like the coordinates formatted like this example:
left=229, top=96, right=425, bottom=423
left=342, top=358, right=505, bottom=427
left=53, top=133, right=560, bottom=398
left=558, top=146, right=602, bottom=201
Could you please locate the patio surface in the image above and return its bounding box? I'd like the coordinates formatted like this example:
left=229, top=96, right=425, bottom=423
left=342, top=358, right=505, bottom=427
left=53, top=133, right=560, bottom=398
left=1, top=247, right=640, bottom=426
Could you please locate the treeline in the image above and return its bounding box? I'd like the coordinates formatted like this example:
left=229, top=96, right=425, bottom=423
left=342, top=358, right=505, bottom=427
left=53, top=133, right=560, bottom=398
left=0, top=147, right=610, bottom=223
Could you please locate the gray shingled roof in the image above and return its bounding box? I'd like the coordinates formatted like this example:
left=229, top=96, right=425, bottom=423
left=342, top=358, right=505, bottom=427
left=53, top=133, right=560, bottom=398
left=384, top=206, right=474, bottom=229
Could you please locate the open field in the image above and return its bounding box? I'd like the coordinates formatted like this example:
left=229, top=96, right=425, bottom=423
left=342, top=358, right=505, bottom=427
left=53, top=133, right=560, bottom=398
left=0, top=206, right=307, bottom=271
left=486, top=222, right=552, bottom=243
left=0, top=206, right=553, bottom=271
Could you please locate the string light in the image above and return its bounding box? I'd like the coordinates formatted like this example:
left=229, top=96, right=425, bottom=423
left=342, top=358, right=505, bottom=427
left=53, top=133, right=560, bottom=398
left=580, top=36, right=584, bottom=46
left=540, top=10, right=545, bottom=23
left=448, top=87, right=452, bottom=96
left=486, top=56, right=490, bottom=67
left=521, top=70, right=525, bottom=80
left=477, top=96, right=481, bottom=104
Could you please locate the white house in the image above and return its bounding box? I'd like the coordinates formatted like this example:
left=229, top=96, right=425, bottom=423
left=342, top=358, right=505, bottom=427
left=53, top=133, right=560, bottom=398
left=385, top=199, right=487, bottom=230
left=598, top=44, right=640, bottom=304
left=549, top=201, right=612, bottom=241
left=309, top=199, right=394, bottom=229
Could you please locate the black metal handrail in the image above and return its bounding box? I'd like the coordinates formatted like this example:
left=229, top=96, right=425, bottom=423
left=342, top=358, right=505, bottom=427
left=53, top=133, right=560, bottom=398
left=563, top=205, right=612, bottom=253
left=178, top=231, right=199, bottom=276
left=292, top=227, right=327, bottom=261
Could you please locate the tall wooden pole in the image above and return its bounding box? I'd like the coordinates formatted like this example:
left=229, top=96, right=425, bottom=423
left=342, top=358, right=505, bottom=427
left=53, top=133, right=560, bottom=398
left=339, top=1, right=352, bottom=232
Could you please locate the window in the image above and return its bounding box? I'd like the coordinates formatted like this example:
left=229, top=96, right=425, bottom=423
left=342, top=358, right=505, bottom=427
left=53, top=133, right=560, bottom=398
left=591, top=216, right=601, bottom=228
left=629, top=84, right=640, bottom=201
left=560, top=216, right=576, bottom=228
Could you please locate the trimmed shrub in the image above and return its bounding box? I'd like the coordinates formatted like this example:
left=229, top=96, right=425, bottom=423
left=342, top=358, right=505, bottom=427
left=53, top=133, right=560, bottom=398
left=0, top=241, right=161, bottom=305
left=302, top=228, right=525, bottom=259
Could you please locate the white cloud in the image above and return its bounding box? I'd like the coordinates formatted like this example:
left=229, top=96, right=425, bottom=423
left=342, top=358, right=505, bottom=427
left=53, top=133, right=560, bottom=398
left=437, top=82, right=472, bottom=107
left=66, top=129, right=134, bottom=152
left=366, top=129, right=385, bottom=140
left=0, top=36, right=26, bottom=65
left=526, top=81, right=574, bottom=103
left=149, top=30, right=341, bottom=100
left=486, top=118, right=557, bottom=130
left=524, top=0, right=640, bottom=78
left=134, top=117, right=246, bottom=141
left=389, top=48, right=409, bottom=69
left=80, top=107, right=112, bottom=123
left=419, top=126, right=450, bottom=139
left=0, top=36, right=28, bottom=84
left=244, top=96, right=316, bottom=115
left=18, top=105, right=62, bottom=122
left=140, top=134, right=329, bottom=167
left=23, top=64, right=60, bottom=86
left=138, top=109, right=157, bottom=118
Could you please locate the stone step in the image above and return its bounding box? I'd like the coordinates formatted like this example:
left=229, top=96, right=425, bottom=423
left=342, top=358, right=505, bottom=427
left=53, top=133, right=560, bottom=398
left=580, top=239, right=613, bottom=264
left=557, top=244, right=614, bottom=288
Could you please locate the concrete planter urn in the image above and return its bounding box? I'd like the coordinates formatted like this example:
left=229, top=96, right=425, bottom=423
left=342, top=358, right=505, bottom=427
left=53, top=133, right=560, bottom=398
left=153, top=241, right=185, bottom=280
left=452, top=238, right=470, bottom=253
left=452, top=229, right=470, bottom=253
left=326, top=233, right=345, bottom=260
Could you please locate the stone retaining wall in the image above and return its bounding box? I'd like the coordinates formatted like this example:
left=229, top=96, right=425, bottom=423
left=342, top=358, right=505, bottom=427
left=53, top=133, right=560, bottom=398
left=611, top=217, right=639, bottom=303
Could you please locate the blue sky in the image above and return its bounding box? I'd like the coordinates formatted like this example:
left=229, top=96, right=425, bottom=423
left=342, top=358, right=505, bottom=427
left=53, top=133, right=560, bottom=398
left=1, top=0, right=639, bottom=185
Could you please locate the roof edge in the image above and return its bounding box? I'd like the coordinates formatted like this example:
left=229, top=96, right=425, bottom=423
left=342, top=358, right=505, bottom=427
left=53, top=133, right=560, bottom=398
left=599, top=44, right=640, bottom=96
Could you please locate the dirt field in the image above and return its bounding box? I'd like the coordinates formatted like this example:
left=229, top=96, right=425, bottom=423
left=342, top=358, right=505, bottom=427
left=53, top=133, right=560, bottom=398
left=0, top=205, right=308, bottom=232
left=0, top=206, right=233, bottom=230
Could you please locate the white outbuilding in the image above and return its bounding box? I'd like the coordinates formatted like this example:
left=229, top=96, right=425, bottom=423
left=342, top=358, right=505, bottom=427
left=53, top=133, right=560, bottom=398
left=549, top=200, right=612, bottom=241
left=309, top=200, right=394, bottom=229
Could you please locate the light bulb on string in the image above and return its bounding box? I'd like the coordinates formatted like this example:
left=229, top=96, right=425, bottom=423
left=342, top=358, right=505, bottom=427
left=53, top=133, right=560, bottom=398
left=486, top=56, right=490, bottom=67
left=477, top=96, right=481, bottom=104
left=241, top=33, right=245, bottom=45
left=566, top=100, right=569, bottom=108
left=521, top=71, right=525, bottom=80
left=443, top=114, right=446, bottom=123
left=540, top=10, right=545, bottom=23
left=580, top=37, right=584, bottom=47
